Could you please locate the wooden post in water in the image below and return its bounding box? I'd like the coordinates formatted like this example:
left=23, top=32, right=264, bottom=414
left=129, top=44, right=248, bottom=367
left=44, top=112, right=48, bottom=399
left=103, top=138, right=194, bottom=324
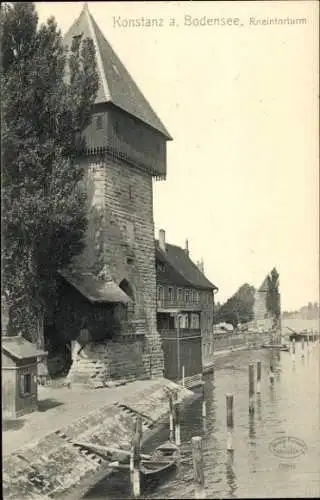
left=130, top=417, right=142, bottom=498
left=202, top=383, right=207, bottom=418
left=226, top=393, right=234, bottom=451
left=301, top=337, right=305, bottom=358
left=192, top=436, right=206, bottom=499
left=256, top=360, right=261, bottom=394
left=292, top=338, right=296, bottom=361
left=248, top=364, right=255, bottom=414
left=169, top=391, right=174, bottom=441
left=174, top=401, right=181, bottom=446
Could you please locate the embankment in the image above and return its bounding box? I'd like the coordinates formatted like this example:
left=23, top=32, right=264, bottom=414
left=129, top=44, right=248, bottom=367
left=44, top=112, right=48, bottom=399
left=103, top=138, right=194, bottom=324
left=3, top=379, right=194, bottom=500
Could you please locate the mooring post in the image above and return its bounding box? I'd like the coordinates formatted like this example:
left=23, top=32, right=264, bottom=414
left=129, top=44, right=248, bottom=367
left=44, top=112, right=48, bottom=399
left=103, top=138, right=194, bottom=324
left=292, top=338, right=296, bottom=361
left=174, top=401, right=181, bottom=446
left=248, top=364, right=255, bottom=414
left=202, top=383, right=207, bottom=418
left=130, top=420, right=141, bottom=498
left=256, top=360, right=261, bottom=394
left=169, top=391, right=174, bottom=441
left=192, top=436, right=206, bottom=499
left=226, top=393, right=234, bottom=451
left=182, top=365, right=185, bottom=387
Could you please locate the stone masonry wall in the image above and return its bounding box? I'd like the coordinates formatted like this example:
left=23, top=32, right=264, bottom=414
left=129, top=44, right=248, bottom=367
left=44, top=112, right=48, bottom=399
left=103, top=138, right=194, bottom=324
left=67, top=336, right=151, bottom=388
left=3, top=380, right=193, bottom=500
left=68, top=153, right=164, bottom=381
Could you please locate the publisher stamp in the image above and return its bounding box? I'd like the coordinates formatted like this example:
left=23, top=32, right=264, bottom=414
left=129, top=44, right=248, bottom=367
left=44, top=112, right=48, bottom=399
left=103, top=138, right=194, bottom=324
left=269, top=436, right=307, bottom=460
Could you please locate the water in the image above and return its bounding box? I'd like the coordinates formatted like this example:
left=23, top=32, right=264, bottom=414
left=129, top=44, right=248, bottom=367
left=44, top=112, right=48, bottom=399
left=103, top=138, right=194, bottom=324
left=84, top=342, right=320, bottom=499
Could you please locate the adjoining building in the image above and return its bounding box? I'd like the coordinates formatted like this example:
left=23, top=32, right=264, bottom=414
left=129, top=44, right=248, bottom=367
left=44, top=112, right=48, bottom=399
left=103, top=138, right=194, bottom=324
left=155, top=230, right=218, bottom=387
left=47, top=4, right=172, bottom=386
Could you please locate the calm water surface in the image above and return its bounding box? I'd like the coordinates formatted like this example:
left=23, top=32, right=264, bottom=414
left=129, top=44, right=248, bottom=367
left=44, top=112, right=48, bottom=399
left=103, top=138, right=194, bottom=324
left=85, top=342, right=320, bottom=499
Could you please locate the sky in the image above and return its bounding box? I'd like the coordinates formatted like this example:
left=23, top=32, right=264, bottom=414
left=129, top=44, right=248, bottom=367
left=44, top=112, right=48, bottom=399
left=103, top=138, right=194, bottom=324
left=35, top=1, right=319, bottom=311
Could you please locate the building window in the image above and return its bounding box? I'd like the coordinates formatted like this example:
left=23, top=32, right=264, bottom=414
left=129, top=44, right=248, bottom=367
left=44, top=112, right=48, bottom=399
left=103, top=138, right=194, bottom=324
left=114, top=121, right=119, bottom=134
left=96, top=115, right=103, bottom=130
left=194, top=290, right=200, bottom=303
left=177, top=288, right=182, bottom=302
left=158, top=286, right=164, bottom=301
left=191, top=313, right=200, bottom=329
left=168, top=287, right=174, bottom=301
left=177, top=313, right=188, bottom=329
left=184, top=289, right=189, bottom=302
left=20, top=373, right=32, bottom=396
left=156, top=261, right=165, bottom=272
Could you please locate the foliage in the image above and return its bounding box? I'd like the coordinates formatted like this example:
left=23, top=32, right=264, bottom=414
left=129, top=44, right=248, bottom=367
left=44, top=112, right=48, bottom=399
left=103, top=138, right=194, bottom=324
left=215, top=283, right=256, bottom=328
left=1, top=2, right=99, bottom=342
left=266, top=268, right=281, bottom=322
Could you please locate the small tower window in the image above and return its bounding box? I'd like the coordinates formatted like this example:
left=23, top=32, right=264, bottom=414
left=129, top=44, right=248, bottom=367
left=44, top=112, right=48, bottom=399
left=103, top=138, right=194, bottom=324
left=114, top=121, right=119, bottom=134
left=96, top=115, right=103, bottom=130
left=71, top=33, right=83, bottom=51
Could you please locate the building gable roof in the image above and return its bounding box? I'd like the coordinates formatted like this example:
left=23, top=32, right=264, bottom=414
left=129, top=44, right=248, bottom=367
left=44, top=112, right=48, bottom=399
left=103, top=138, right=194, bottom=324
left=2, top=336, right=47, bottom=361
left=155, top=241, right=217, bottom=290
left=63, top=4, right=172, bottom=140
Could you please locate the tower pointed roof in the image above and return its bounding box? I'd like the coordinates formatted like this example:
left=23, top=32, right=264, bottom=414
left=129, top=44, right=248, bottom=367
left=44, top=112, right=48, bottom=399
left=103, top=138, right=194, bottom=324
left=63, top=4, right=172, bottom=140
left=258, top=275, right=269, bottom=292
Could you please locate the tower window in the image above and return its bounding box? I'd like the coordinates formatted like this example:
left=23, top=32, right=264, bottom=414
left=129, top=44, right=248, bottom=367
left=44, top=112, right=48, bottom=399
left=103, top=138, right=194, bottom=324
left=114, top=121, right=119, bottom=134
left=96, top=115, right=103, bottom=130
left=71, top=33, right=83, bottom=51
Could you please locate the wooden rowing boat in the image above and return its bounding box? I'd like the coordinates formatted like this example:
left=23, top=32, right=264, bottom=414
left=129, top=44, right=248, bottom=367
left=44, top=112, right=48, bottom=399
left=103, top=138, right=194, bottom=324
left=140, top=441, right=179, bottom=480
left=261, top=343, right=290, bottom=352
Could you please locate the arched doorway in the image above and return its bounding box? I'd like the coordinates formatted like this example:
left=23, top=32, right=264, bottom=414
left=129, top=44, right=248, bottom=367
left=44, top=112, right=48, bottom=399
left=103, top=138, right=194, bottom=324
left=119, top=279, right=135, bottom=322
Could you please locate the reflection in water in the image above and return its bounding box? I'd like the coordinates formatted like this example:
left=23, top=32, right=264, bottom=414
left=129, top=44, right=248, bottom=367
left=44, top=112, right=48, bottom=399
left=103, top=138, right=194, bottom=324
left=225, top=450, right=238, bottom=498
left=248, top=413, right=256, bottom=441
left=256, top=394, right=262, bottom=423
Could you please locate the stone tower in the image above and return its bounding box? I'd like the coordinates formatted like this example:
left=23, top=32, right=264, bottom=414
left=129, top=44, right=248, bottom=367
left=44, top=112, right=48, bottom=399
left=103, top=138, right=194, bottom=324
left=59, top=4, right=172, bottom=384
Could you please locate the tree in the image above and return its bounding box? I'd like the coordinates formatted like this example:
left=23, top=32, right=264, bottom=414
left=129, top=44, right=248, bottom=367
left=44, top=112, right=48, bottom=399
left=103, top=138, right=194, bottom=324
left=1, top=3, right=99, bottom=373
left=215, top=283, right=256, bottom=327
left=266, top=268, right=281, bottom=331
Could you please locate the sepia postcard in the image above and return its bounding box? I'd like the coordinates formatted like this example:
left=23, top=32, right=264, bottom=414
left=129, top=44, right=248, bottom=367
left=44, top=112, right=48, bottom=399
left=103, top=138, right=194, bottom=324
left=1, top=1, right=319, bottom=499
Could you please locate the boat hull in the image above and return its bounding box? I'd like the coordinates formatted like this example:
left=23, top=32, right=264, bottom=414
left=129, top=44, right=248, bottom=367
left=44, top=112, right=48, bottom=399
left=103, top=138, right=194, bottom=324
left=140, top=441, right=179, bottom=482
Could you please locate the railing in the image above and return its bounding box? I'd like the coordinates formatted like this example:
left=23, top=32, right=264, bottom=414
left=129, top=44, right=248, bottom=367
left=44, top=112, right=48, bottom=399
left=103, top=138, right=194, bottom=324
left=159, top=328, right=201, bottom=339
left=157, top=299, right=202, bottom=310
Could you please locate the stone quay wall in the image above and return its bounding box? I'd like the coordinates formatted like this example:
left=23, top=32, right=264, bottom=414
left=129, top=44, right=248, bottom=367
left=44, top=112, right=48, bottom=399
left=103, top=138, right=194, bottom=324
left=3, top=380, right=193, bottom=500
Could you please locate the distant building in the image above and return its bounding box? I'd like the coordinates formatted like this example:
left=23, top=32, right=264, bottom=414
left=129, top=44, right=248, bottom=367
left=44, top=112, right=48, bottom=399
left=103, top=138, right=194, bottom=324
left=253, top=271, right=280, bottom=332
left=155, top=230, right=218, bottom=387
left=49, top=4, right=172, bottom=386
